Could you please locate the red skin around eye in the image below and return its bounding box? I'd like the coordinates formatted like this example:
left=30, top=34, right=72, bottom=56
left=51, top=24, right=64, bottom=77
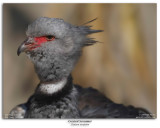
left=34, top=36, right=48, bottom=45
left=28, top=36, right=55, bottom=50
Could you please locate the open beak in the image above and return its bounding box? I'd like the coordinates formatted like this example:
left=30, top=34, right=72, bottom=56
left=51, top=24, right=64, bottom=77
left=17, top=37, right=34, bottom=56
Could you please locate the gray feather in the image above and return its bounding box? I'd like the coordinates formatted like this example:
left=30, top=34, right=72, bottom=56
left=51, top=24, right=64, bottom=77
left=25, top=17, right=103, bottom=82
left=9, top=104, right=27, bottom=119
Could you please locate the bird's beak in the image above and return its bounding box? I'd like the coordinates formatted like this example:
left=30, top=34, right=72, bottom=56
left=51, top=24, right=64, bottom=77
left=17, top=43, right=27, bottom=56
left=17, top=37, right=34, bottom=56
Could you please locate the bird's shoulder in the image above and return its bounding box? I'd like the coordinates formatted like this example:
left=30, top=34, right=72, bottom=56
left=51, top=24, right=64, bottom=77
left=75, top=85, right=152, bottom=118
left=9, top=104, right=27, bottom=119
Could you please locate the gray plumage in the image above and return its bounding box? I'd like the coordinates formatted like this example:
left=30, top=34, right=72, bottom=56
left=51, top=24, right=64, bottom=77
left=9, top=104, right=27, bottom=119
left=9, top=17, right=152, bottom=119
left=26, top=17, right=102, bottom=82
left=25, top=81, right=80, bottom=118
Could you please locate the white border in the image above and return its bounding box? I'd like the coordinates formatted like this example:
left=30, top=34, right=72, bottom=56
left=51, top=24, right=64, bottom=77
left=0, top=1, right=159, bottom=128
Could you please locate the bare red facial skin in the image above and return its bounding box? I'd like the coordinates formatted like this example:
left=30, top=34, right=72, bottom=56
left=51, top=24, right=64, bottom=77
left=27, top=36, right=55, bottom=50
left=34, top=36, right=48, bottom=45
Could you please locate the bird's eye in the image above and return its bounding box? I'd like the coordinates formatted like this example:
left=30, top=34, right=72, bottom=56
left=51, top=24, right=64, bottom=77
left=46, top=35, right=55, bottom=41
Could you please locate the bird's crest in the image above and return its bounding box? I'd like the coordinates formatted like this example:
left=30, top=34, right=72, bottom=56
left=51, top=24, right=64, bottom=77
left=78, top=18, right=103, bottom=46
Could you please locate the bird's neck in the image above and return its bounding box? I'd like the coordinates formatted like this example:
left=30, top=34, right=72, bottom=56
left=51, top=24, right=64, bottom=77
left=35, top=75, right=74, bottom=97
left=28, top=51, right=77, bottom=83
left=25, top=75, right=80, bottom=118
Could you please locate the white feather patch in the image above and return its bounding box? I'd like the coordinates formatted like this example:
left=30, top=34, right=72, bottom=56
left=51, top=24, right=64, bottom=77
left=39, top=79, right=67, bottom=94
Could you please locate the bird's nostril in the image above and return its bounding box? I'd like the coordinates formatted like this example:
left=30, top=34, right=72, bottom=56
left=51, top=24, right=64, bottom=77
left=25, top=42, right=33, bottom=45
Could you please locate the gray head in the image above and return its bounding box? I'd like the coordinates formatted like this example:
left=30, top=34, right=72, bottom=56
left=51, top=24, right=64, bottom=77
left=17, top=17, right=102, bottom=83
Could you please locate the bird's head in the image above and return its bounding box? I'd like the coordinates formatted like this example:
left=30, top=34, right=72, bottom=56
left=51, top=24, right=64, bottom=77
left=17, top=17, right=103, bottom=82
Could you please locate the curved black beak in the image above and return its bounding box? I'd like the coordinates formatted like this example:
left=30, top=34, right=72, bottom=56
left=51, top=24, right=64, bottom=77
left=17, top=37, right=34, bottom=56
left=17, top=43, right=27, bottom=56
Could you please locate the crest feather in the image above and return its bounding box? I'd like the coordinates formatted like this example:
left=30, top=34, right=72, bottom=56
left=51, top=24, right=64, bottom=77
left=78, top=18, right=103, bottom=46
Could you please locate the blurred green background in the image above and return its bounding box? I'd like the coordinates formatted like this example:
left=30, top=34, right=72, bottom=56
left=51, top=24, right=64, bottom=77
left=3, top=3, right=156, bottom=117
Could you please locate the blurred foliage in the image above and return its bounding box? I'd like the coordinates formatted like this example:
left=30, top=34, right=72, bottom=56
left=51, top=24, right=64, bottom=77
left=3, top=3, right=156, bottom=116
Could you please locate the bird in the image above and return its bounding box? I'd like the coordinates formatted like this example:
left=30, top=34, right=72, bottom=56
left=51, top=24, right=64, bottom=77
left=9, top=17, right=152, bottom=119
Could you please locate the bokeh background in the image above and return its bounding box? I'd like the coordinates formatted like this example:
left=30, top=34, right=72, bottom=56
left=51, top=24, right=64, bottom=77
left=3, top=3, right=156, bottom=117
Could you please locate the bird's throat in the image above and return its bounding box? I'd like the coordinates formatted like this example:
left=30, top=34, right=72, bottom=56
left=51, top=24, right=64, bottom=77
left=35, top=75, right=73, bottom=97
left=37, top=79, right=67, bottom=95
